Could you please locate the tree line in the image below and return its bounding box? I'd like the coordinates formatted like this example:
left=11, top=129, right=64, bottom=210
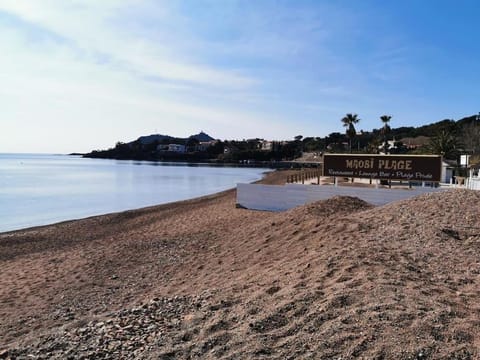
left=338, top=113, right=480, bottom=160
left=83, top=113, right=480, bottom=163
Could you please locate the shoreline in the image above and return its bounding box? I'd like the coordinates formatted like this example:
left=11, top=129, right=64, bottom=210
left=80, top=153, right=320, bottom=169
left=0, top=187, right=237, bottom=236
left=0, top=169, right=279, bottom=236
left=0, top=169, right=291, bottom=348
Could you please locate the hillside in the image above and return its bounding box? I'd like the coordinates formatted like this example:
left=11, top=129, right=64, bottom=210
left=136, top=134, right=174, bottom=145
left=135, top=132, right=214, bottom=146
left=371, top=114, right=478, bottom=139
left=83, top=131, right=219, bottom=161
left=1, top=172, right=480, bottom=358
left=81, top=114, right=479, bottom=162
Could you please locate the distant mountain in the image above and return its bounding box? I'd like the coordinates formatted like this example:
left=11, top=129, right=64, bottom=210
left=83, top=131, right=219, bottom=161
left=133, top=131, right=215, bottom=145
left=189, top=131, right=215, bottom=142
left=135, top=134, right=174, bottom=145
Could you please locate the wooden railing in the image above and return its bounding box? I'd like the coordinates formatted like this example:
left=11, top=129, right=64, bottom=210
left=286, top=168, right=323, bottom=184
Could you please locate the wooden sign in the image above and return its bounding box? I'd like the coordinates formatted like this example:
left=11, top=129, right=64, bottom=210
left=323, top=154, right=442, bottom=182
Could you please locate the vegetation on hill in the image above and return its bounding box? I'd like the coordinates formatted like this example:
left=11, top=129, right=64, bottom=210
left=83, top=114, right=480, bottom=163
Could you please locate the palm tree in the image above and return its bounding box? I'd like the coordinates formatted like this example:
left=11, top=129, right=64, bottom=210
left=341, top=113, right=360, bottom=152
left=428, top=130, right=461, bottom=159
left=380, top=115, right=392, bottom=154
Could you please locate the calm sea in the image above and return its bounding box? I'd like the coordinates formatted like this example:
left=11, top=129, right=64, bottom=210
left=0, top=154, right=269, bottom=232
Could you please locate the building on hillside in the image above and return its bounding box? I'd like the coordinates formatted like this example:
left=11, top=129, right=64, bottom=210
left=378, top=139, right=398, bottom=154
left=156, top=144, right=169, bottom=152
left=260, top=140, right=287, bottom=151
left=326, top=142, right=349, bottom=151
left=261, top=141, right=273, bottom=151
left=196, top=140, right=217, bottom=152
left=167, top=144, right=186, bottom=153
left=224, top=145, right=239, bottom=155
left=400, top=136, right=429, bottom=150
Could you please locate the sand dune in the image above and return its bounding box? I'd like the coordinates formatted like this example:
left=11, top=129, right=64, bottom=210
left=1, top=171, right=480, bottom=359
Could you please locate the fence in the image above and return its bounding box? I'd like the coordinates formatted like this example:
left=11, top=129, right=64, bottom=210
left=286, top=168, right=323, bottom=184
left=236, top=183, right=445, bottom=211
left=466, top=177, right=480, bottom=190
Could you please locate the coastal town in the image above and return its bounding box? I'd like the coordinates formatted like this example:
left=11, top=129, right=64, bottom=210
left=84, top=114, right=480, bottom=171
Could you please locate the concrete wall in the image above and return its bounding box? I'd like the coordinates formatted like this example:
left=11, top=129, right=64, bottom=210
left=236, top=183, right=445, bottom=211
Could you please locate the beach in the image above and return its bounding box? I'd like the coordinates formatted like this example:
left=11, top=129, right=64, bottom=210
left=1, top=170, right=480, bottom=359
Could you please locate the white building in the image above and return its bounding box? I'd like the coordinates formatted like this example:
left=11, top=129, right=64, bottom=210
left=167, top=144, right=186, bottom=153
left=156, top=144, right=169, bottom=151
left=261, top=141, right=273, bottom=151
left=196, top=140, right=217, bottom=152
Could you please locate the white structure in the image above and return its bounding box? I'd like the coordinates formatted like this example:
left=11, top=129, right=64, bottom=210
left=378, top=139, right=397, bottom=153
left=196, top=140, right=217, bottom=152
left=441, top=161, right=455, bottom=184
left=168, top=144, right=186, bottom=153
left=261, top=141, right=273, bottom=151
left=460, top=155, right=470, bottom=167
left=466, top=168, right=480, bottom=190
left=156, top=144, right=169, bottom=151
left=237, top=183, right=444, bottom=211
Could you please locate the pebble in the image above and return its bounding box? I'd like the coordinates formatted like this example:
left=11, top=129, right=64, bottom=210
left=3, top=294, right=215, bottom=359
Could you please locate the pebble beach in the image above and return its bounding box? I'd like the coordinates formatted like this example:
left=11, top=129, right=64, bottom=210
left=1, top=170, right=480, bottom=359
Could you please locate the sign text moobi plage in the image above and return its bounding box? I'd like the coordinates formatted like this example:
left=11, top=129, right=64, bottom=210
left=323, top=154, right=442, bottom=181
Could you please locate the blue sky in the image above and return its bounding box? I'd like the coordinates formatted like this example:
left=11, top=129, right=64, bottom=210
left=1, top=0, right=479, bottom=153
